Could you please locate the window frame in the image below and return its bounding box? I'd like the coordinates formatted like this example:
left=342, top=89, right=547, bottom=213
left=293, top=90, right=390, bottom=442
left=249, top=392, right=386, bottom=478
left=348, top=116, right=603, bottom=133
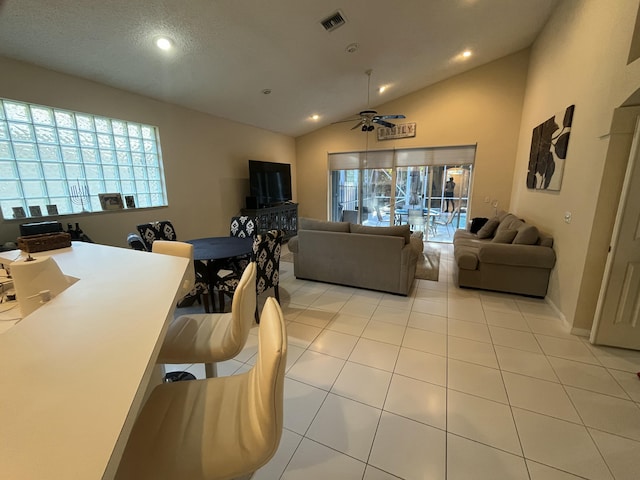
left=0, top=98, right=168, bottom=221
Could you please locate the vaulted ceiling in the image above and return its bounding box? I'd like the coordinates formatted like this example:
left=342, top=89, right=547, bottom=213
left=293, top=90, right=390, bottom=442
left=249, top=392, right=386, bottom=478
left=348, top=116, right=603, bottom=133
left=0, top=0, right=559, bottom=137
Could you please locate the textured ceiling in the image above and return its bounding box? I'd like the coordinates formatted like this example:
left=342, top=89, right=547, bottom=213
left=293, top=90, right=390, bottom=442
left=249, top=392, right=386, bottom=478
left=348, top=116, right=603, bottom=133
left=0, top=0, right=559, bottom=137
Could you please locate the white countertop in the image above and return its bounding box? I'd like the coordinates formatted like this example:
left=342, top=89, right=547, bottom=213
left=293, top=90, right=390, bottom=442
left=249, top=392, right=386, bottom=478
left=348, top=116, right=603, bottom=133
left=0, top=242, right=188, bottom=479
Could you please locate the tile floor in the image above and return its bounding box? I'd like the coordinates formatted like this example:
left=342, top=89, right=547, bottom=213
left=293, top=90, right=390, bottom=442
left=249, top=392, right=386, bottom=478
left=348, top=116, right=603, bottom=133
left=168, top=243, right=640, bottom=480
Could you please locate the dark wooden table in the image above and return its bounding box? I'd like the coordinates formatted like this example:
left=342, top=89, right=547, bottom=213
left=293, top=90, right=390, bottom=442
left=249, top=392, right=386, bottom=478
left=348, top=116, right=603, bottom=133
left=187, top=236, right=253, bottom=262
left=186, top=236, right=254, bottom=311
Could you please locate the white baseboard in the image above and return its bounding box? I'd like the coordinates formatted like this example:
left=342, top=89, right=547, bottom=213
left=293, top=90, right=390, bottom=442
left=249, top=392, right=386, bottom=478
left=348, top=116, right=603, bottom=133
left=545, top=296, right=591, bottom=338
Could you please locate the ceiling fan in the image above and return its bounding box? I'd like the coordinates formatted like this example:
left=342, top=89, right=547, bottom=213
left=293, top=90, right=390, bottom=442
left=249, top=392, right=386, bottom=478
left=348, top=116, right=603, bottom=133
left=336, top=69, right=406, bottom=132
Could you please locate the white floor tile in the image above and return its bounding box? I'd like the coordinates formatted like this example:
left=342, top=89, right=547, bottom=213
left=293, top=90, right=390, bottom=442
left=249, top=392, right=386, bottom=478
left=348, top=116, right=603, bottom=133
left=293, top=307, right=336, bottom=328
left=402, top=326, right=447, bottom=356
left=536, top=335, right=601, bottom=365
left=384, top=374, right=446, bottom=429
left=283, top=378, right=328, bottom=435
left=447, top=358, right=508, bottom=404
left=361, top=320, right=406, bottom=345
left=448, top=335, right=498, bottom=369
left=395, top=347, right=447, bottom=386
left=281, top=437, right=366, bottom=479
left=494, top=345, right=558, bottom=382
left=513, top=408, right=613, bottom=480
left=286, top=321, right=323, bottom=348
left=447, top=389, right=522, bottom=455
left=564, top=386, right=640, bottom=441
left=412, top=298, right=448, bottom=317
left=414, top=287, right=448, bottom=304
left=407, top=310, right=448, bottom=334
left=489, top=325, right=542, bottom=353
left=287, top=350, right=345, bottom=390
left=363, top=465, right=403, bottom=480
left=309, top=292, right=349, bottom=313
left=326, top=312, right=370, bottom=336
left=339, top=299, right=378, bottom=319
left=285, top=344, right=306, bottom=373
left=306, top=393, right=381, bottom=461
left=379, top=294, right=414, bottom=311
left=331, top=361, right=392, bottom=408
left=484, top=309, right=531, bottom=332
left=448, top=318, right=492, bottom=343
left=502, top=371, right=581, bottom=422
left=589, top=428, right=640, bottom=480
left=308, top=329, right=358, bottom=359
left=349, top=338, right=400, bottom=372
left=526, top=460, right=593, bottom=479
left=447, top=433, right=529, bottom=480
left=548, top=356, right=629, bottom=399
left=447, top=300, right=486, bottom=323
left=608, top=368, right=640, bottom=402
left=586, top=345, right=640, bottom=373
left=252, top=428, right=302, bottom=480
left=371, top=305, right=411, bottom=326
left=234, top=332, right=259, bottom=362
left=369, top=412, right=446, bottom=480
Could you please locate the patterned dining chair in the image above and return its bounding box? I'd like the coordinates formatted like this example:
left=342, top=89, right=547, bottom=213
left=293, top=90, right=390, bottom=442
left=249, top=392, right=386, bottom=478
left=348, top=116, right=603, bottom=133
left=136, top=220, right=211, bottom=311
left=136, top=220, right=177, bottom=251
left=226, top=216, right=259, bottom=273
left=215, top=229, right=283, bottom=322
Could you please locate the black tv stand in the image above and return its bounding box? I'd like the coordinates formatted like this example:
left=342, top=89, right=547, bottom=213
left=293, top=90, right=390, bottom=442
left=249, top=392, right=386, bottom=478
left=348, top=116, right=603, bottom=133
left=241, top=203, right=298, bottom=241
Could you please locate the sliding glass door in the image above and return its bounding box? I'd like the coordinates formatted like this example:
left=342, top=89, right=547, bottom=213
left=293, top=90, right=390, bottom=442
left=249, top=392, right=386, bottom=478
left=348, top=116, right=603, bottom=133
left=329, top=145, right=476, bottom=243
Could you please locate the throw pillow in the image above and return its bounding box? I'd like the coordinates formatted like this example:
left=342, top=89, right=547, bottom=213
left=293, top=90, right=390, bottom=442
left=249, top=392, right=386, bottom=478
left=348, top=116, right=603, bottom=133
left=513, top=224, right=539, bottom=245
left=299, top=217, right=350, bottom=232
left=350, top=223, right=411, bottom=244
left=477, top=218, right=500, bottom=239
left=469, top=217, right=489, bottom=234
left=492, top=229, right=517, bottom=243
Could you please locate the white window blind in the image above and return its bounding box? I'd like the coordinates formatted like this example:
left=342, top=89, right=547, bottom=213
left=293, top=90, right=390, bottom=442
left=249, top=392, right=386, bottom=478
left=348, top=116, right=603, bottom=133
left=329, top=145, right=476, bottom=170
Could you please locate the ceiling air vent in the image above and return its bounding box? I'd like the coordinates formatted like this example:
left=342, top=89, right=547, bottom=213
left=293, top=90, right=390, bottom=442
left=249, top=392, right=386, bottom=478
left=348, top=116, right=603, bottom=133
left=320, top=10, right=346, bottom=32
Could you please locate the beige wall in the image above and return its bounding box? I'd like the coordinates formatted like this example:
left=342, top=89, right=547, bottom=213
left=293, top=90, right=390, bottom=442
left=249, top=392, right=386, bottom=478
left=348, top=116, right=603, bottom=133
left=0, top=56, right=296, bottom=247
left=510, top=0, right=640, bottom=331
left=295, top=50, right=530, bottom=221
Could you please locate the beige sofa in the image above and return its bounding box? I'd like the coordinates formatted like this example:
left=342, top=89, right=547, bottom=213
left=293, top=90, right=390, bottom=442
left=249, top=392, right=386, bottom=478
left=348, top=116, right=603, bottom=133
left=288, top=218, right=423, bottom=295
left=453, top=212, right=556, bottom=297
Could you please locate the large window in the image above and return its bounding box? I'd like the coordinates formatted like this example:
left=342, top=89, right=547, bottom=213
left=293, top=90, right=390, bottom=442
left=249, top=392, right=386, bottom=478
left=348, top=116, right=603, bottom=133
left=329, top=145, right=476, bottom=243
left=0, top=98, right=167, bottom=220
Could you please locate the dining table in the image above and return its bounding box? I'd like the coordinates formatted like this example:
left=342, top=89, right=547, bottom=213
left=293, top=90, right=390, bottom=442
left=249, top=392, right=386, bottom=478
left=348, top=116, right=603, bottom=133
left=186, top=236, right=254, bottom=310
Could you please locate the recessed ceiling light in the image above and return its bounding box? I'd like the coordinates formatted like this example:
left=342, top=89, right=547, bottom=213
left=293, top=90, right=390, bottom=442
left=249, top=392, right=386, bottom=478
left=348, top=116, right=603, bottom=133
left=311, top=114, right=320, bottom=121
left=261, top=89, right=272, bottom=95
left=378, top=86, right=387, bottom=94
left=345, top=43, right=359, bottom=54
left=155, top=36, right=173, bottom=51
left=462, top=50, right=472, bottom=58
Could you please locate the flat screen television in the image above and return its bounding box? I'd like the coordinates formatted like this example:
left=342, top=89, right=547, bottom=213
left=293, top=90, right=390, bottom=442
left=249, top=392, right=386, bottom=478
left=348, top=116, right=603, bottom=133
left=248, top=160, right=292, bottom=207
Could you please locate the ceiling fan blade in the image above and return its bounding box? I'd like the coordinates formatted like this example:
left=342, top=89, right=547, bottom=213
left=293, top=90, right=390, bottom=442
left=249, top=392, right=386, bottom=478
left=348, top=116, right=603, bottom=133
left=376, top=114, right=406, bottom=120
left=331, top=116, right=361, bottom=125
left=351, top=120, right=365, bottom=130
left=374, top=119, right=396, bottom=128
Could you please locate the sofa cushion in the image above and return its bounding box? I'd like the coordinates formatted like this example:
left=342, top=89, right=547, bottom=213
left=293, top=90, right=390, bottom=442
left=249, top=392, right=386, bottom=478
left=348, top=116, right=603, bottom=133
left=299, top=217, right=350, bottom=232
left=492, top=229, right=517, bottom=243
left=513, top=224, right=539, bottom=245
left=477, top=218, right=500, bottom=239
left=496, top=214, right=525, bottom=233
left=350, top=223, right=411, bottom=244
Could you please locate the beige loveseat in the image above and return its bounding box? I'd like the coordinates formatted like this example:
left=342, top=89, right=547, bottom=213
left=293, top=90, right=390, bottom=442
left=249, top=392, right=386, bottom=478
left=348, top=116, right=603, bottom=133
left=453, top=212, right=556, bottom=297
left=288, top=218, right=423, bottom=295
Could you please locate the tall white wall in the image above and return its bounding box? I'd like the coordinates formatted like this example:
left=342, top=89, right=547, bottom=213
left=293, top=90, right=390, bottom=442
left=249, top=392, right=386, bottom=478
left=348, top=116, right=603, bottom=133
left=511, top=0, right=640, bottom=330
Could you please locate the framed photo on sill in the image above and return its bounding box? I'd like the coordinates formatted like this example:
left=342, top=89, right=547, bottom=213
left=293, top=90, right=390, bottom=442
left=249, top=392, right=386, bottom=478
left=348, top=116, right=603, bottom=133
left=29, top=206, right=42, bottom=217
left=12, top=206, right=26, bottom=219
left=99, top=193, right=124, bottom=211
left=125, top=195, right=135, bottom=209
